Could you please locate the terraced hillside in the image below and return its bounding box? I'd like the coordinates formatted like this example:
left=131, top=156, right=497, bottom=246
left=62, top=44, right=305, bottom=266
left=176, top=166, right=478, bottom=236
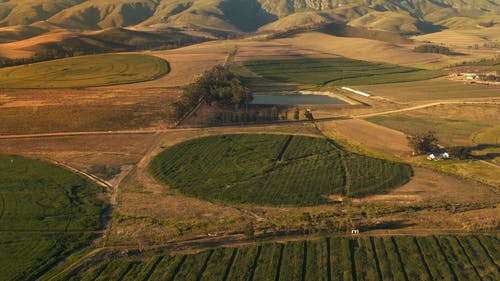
left=149, top=134, right=412, bottom=206
left=0, top=154, right=108, bottom=281
left=57, top=235, right=500, bottom=281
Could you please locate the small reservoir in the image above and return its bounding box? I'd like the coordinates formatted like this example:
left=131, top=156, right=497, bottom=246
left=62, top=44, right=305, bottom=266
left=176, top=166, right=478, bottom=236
left=251, top=93, right=348, bottom=105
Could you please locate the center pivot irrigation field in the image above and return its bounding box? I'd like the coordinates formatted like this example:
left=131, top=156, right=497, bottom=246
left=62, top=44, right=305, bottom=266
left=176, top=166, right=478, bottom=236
left=59, top=235, right=500, bottom=281
left=149, top=134, right=412, bottom=206
left=243, top=58, right=442, bottom=87
left=0, top=154, right=108, bottom=281
left=0, top=54, right=169, bottom=88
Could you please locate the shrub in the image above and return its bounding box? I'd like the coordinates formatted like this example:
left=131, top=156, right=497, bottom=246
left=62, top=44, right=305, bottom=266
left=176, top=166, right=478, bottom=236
left=414, top=44, right=456, bottom=55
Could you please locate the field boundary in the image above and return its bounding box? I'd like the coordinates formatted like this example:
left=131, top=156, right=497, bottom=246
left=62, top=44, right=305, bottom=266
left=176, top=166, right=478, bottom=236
left=46, top=159, right=112, bottom=189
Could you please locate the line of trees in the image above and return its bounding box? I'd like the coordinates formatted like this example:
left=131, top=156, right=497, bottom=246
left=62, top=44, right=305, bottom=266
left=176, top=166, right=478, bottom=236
left=414, top=44, right=456, bottom=55
left=168, top=65, right=252, bottom=123
left=0, top=47, right=102, bottom=68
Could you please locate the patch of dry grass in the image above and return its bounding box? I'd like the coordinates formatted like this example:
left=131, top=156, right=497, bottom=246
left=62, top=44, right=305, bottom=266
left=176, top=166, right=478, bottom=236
left=0, top=88, right=178, bottom=134
left=354, top=78, right=500, bottom=102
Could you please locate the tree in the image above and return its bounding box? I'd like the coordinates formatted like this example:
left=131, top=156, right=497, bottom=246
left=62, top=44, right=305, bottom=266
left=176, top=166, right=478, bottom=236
left=293, top=107, right=300, bottom=120
left=304, top=109, right=314, bottom=121
left=407, top=131, right=439, bottom=155
left=244, top=221, right=255, bottom=239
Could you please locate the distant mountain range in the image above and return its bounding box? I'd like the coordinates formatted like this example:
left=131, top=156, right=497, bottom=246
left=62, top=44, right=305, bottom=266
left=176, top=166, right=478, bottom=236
left=0, top=0, right=498, bottom=60
left=1, top=0, right=498, bottom=35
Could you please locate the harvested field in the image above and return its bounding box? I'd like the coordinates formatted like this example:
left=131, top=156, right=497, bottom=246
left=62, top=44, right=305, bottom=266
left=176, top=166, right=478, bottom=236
left=318, top=118, right=412, bottom=158
left=0, top=88, right=178, bottom=135
left=355, top=167, right=498, bottom=204
left=366, top=115, right=488, bottom=146
left=362, top=103, right=500, bottom=147
left=354, top=78, right=500, bottom=102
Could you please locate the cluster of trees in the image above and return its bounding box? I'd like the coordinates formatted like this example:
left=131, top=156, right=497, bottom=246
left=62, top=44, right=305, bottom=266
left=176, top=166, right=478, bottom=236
left=291, top=107, right=314, bottom=121
left=414, top=44, right=456, bottom=55
left=207, top=106, right=287, bottom=125
left=0, top=47, right=101, bottom=68
left=408, top=131, right=473, bottom=160
left=0, top=54, right=69, bottom=68
left=407, top=131, right=439, bottom=154
left=168, top=65, right=252, bottom=123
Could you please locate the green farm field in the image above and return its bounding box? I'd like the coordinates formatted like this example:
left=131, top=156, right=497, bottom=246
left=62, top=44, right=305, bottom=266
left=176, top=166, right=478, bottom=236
left=0, top=54, right=169, bottom=88
left=57, top=235, right=500, bottom=281
left=149, top=134, right=412, bottom=206
left=0, top=154, right=108, bottom=280
left=243, top=58, right=442, bottom=88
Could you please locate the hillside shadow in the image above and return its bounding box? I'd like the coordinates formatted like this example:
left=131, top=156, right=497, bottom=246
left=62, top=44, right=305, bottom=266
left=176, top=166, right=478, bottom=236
left=415, top=21, right=447, bottom=34
left=218, top=0, right=277, bottom=32
left=319, top=23, right=413, bottom=44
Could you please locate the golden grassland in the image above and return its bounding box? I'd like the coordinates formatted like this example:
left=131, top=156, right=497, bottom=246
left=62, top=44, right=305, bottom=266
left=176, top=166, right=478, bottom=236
left=354, top=77, right=500, bottom=102
left=413, top=26, right=500, bottom=48
left=0, top=88, right=178, bottom=134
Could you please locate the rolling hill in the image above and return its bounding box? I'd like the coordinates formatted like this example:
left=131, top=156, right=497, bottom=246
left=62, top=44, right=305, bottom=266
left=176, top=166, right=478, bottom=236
left=0, top=0, right=498, bottom=59
left=0, top=0, right=497, bottom=34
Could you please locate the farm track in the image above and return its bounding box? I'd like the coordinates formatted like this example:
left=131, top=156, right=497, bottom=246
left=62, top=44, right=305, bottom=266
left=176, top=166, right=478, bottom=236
left=355, top=101, right=500, bottom=118
left=44, top=248, right=106, bottom=281
left=1, top=101, right=498, bottom=140
left=46, top=158, right=112, bottom=189
left=94, top=229, right=500, bottom=255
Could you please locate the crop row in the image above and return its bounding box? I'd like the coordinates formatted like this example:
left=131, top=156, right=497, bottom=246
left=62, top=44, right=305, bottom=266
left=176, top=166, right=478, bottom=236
left=244, top=58, right=442, bottom=86
left=149, top=134, right=412, bottom=206
left=65, top=235, right=499, bottom=281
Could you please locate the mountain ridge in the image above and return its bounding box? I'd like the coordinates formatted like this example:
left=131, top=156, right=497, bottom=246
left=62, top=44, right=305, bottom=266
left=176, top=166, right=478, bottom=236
left=0, top=0, right=498, bottom=35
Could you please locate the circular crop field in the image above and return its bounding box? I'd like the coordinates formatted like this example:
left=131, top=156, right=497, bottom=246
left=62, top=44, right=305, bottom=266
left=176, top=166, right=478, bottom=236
left=0, top=54, right=169, bottom=88
left=149, top=134, right=412, bottom=206
left=0, top=154, right=108, bottom=280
